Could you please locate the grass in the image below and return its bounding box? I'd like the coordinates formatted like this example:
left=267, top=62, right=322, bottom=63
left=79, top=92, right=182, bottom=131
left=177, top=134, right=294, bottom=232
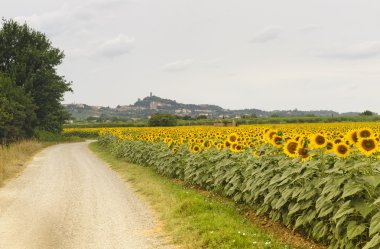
left=89, top=142, right=295, bottom=249
left=0, top=140, right=45, bottom=186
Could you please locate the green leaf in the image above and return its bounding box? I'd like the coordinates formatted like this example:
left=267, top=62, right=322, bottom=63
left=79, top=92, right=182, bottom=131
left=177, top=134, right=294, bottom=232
left=362, top=175, right=380, bottom=188
left=341, top=181, right=363, bottom=199
left=294, top=216, right=305, bottom=229
left=363, top=233, right=380, bottom=249
left=333, top=201, right=355, bottom=222
left=346, top=221, right=366, bottom=239
left=318, top=201, right=335, bottom=218
left=288, top=202, right=301, bottom=216
left=373, top=197, right=380, bottom=205
left=274, top=197, right=287, bottom=210
left=369, top=212, right=380, bottom=236
left=352, top=199, right=375, bottom=218
left=312, top=220, right=329, bottom=240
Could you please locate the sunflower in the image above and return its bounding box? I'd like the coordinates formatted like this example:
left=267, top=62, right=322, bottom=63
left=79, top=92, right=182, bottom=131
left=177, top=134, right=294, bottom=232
left=228, top=133, right=238, bottom=143
left=266, top=129, right=278, bottom=141
left=283, top=140, right=298, bottom=158
left=203, top=140, right=211, bottom=149
left=230, top=142, right=237, bottom=152
left=358, top=128, right=374, bottom=139
left=311, top=134, right=327, bottom=149
left=357, top=137, right=378, bottom=155
left=234, top=144, right=243, bottom=152
left=191, top=144, right=201, bottom=153
left=347, top=130, right=359, bottom=144
left=334, top=138, right=342, bottom=144
left=334, top=143, right=350, bottom=158
left=271, top=135, right=283, bottom=148
left=297, top=147, right=310, bottom=161
left=224, top=140, right=231, bottom=147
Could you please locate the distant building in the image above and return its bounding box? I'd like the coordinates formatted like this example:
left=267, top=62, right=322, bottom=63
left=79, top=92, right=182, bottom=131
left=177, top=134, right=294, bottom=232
left=150, top=101, right=158, bottom=110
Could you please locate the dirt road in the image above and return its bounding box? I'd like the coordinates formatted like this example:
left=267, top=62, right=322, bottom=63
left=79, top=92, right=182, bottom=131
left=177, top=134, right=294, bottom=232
left=0, top=141, right=171, bottom=249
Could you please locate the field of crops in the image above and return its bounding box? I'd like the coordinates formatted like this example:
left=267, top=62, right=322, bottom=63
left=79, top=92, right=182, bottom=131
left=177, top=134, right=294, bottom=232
left=66, top=123, right=380, bottom=249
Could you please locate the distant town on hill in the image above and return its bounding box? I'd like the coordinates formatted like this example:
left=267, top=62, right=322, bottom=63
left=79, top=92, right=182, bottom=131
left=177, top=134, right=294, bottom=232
left=64, top=93, right=363, bottom=122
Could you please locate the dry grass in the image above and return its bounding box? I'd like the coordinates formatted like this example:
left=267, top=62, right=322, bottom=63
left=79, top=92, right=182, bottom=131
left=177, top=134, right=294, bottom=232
left=0, top=140, right=45, bottom=186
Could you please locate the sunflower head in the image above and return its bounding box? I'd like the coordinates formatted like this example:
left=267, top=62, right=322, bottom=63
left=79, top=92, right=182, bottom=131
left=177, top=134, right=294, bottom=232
left=203, top=140, right=211, bottom=149
left=357, top=137, right=378, bottom=156
left=358, top=128, right=373, bottom=139
left=311, top=134, right=327, bottom=149
left=224, top=140, right=231, bottom=147
left=230, top=142, right=243, bottom=152
left=191, top=144, right=201, bottom=153
left=228, top=133, right=238, bottom=143
left=266, top=129, right=278, bottom=141
left=271, top=135, right=283, bottom=148
left=283, top=140, right=298, bottom=158
left=297, top=147, right=310, bottom=161
left=334, top=143, right=350, bottom=158
left=347, top=130, right=359, bottom=144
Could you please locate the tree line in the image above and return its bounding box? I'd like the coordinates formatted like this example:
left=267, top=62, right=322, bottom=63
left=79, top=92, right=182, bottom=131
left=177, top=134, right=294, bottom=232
left=0, top=19, right=71, bottom=144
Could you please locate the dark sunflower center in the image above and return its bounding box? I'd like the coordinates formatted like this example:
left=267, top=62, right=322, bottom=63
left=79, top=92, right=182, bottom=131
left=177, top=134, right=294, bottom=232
left=287, top=142, right=297, bottom=154
left=362, top=139, right=375, bottom=151
left=360, top=130, right=371, bottom=138
left=316, top=135, right=325, bottom=145
left=338, top=145, right=348, bottom=154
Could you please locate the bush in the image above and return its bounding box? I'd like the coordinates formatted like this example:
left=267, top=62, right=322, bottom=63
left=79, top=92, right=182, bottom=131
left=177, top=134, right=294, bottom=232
left=148, top=113, right=178, bottom=126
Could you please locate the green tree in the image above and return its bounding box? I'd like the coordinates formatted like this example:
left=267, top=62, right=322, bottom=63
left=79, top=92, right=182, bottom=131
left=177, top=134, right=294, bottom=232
left=0, top=74, right=36, bottom=143
left=148, top=113, right=178, bottom=127
left=360, top=110, right=375, bottom=116
left=0, top=19, right=72, bottom=133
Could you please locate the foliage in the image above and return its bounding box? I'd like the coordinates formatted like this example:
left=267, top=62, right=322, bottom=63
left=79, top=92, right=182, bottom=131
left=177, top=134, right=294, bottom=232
left=0, top=74, right=36, bottom=143
left=0, top=19, right=71, bottom=143
left=97, top=123, right=380, bottom=248
left=148, top=113, right=178, bottom=126
left=361, top=111, right=375, bottom=116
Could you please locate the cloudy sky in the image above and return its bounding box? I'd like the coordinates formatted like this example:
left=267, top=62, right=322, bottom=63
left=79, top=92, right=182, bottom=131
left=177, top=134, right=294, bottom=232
left=3, top=0, right=380, bottom=112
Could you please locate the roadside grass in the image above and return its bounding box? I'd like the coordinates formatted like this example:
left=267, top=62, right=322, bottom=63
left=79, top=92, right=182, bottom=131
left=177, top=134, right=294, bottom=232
left=0, top=140, right=45, bottom=186
left=89, top=142, right=295, bottom=249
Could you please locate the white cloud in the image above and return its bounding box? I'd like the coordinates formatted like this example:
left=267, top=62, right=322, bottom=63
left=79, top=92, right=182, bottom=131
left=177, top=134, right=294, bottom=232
left=202, top=57, right=223, bottom=65
left=250, top=26, right=281, bottom=43
left=97, top=34, right=136, bottom=57
left=299, top=24, right=320, bottom=33
left=316, top=41, right=380, bottom=59
left=63, top=34, right=135, bottom=59
left=14, top=0, right=128, bottom=37
left=162, top=59, right=194, bottom=72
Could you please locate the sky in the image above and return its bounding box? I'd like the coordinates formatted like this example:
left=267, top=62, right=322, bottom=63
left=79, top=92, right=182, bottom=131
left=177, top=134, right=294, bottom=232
left=2, top=0, right=380, bottom=113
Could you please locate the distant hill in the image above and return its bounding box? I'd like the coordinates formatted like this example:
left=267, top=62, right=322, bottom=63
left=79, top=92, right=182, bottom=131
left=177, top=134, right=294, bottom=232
left=64, top=94, right=360, bottom=121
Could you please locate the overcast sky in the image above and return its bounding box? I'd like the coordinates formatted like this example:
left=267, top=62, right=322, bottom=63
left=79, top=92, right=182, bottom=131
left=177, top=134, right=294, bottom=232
left=3, top=0, right=380, bottom=112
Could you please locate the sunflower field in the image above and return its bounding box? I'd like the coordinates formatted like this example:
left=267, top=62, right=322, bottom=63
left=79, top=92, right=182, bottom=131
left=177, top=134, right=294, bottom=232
left=68, top=122, right=380, bottom=249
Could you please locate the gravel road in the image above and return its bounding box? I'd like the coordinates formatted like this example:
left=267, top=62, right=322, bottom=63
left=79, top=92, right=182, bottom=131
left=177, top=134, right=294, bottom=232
left=0, top=141, right=171, bottom=249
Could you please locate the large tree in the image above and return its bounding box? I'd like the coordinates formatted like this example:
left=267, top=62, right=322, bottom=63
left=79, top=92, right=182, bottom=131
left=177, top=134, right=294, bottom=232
left=0, top=19, right=72, bottom=134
